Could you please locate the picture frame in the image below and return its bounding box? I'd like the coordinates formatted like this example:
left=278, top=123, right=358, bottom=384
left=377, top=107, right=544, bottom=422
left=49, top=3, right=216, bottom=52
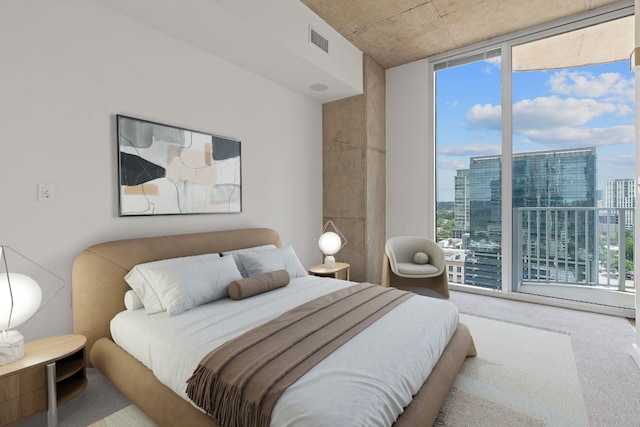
left=117, top=115, right=241, bottom=216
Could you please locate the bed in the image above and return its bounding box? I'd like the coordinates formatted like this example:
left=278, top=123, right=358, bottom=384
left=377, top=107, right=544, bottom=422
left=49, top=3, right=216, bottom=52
left=72, top=227, right=476, bottom=426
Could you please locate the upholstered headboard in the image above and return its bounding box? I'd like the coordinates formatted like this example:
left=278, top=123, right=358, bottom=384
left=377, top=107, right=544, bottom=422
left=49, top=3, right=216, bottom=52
left=72, top=227, right=281, bottom=362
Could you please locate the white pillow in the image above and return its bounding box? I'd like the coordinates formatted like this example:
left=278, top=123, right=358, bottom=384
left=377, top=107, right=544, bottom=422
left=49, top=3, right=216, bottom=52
left=221, top=244, right=277, bottom=278
left=124, top=253, right=242, bottom=316
left=125, top=264, right=165, bottom=314
left=124, top=290, right=144, bottom=310
left=236, top=246, right=307, bottom=278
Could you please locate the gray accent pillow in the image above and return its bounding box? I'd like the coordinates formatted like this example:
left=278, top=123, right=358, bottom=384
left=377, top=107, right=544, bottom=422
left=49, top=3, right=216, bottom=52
left=228, top=270, right=290, bottom=300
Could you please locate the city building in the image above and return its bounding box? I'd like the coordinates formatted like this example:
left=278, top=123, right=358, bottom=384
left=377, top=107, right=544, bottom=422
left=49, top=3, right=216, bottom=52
left=445, top=248, right=466, bottom=284
left=452, top=169, right=470, bottom=239
left=605, top=178, right=635, bottom=229
left=464, top=148, right=597, bottom=289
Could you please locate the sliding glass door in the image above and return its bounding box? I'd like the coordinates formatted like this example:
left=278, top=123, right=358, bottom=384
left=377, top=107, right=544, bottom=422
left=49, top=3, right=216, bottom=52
left=511, top=17, right=635, bottom=309
left=434, top=7, right=635, bottom=313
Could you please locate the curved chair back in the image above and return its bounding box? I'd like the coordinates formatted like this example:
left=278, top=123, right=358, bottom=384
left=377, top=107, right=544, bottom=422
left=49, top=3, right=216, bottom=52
left=385, top=236, right=445, bottom=277
left=381, top=236, right=449, bottom=298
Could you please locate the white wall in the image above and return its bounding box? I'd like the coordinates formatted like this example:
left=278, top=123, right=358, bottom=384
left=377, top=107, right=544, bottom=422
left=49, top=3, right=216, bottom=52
left=385, top=59, right=434, bottom=239
left=0, top=0, right=323, bottom=341
left=94, top=0, right=363, bottom=103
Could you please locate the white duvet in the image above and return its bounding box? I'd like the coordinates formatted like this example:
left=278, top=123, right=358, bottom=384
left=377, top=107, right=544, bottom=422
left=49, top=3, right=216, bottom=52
left=111, top=276, right=459, bottom=426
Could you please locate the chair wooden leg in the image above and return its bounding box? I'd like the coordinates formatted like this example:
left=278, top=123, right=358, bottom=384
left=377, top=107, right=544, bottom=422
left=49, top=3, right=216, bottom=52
left=381, top=254, right=391, bottom=287
left=430, top=271, right=450, bottom=298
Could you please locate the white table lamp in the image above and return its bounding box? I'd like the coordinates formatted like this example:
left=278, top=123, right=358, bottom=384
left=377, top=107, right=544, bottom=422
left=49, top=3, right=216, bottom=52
left=0, top=246, right=62, bottom=365
left=318, top=221, right=346, bottom=268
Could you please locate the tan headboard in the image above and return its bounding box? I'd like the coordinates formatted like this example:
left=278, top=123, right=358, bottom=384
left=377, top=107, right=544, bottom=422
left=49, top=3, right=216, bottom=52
left=72, top=227, right=281, bottom=362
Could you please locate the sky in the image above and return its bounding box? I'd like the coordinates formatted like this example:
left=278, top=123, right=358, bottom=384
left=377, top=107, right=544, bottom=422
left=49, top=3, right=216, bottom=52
left=436, top=56, right=636, bottom=202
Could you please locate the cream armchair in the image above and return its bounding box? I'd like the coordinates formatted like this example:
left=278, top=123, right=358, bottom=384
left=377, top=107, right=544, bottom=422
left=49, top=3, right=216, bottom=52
left=381, top=236, right=449, bottom=298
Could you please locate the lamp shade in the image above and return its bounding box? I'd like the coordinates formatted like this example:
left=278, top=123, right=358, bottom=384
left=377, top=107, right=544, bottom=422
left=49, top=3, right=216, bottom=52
left=318, top=231, right=342, bottom=256
left=0, top=273, right=42, bottom=330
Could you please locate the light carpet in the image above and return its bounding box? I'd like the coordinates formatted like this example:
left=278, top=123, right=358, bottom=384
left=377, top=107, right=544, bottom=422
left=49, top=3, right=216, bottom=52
left=90, top=313, right=588, bottom=427
left=435, top=314, right=588, bottom=426
left=88, top=405, right=155, bottom=427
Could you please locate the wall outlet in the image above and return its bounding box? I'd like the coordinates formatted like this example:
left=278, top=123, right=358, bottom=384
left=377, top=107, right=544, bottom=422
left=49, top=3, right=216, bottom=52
left=38, top=183, right=54, bottom=202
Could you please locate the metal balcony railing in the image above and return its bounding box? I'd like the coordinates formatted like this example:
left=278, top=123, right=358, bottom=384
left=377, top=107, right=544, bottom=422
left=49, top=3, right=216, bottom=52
left=513, top=207, right=634, bottom=292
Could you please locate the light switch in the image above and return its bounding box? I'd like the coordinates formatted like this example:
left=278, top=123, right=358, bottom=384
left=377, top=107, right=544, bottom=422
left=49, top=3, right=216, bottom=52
left=38, top=183, right=54, bottom=202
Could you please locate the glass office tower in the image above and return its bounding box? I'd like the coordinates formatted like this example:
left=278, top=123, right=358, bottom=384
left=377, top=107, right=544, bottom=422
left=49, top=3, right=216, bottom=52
left=452, top=169, right=470, bottom=239
left=464, top=148, right=597, bottom=289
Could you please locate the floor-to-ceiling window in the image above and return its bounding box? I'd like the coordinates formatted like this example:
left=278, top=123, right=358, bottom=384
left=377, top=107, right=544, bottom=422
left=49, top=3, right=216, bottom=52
left=434, top=4, right=635, bottom=315
left=435, top=50, right=503, bottom=289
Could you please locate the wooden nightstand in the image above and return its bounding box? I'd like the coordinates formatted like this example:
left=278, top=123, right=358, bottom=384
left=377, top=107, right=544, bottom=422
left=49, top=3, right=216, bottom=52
left=0, top=334, right=87, bottom=427
left=308, top=262, right=351, bottom=281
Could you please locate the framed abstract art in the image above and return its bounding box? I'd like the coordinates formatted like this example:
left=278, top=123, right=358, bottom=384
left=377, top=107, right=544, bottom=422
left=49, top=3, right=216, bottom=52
left=117, top=115, right=241, bottom=216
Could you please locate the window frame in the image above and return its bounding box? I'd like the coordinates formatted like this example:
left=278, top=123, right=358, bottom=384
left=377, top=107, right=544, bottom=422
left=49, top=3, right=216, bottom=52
left=428, top=1, right=634, bottom=297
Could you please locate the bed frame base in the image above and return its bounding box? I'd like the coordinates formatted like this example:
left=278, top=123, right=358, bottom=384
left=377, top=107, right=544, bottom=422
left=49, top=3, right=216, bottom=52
left=91, top=324, right=475, bottom=427
left=74, top=227, right=476, bottom=426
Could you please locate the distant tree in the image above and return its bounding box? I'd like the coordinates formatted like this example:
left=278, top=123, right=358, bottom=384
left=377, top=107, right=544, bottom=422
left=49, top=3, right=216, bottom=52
left=437, top=201, right=455, bottom=211
left=436, top=205, right=454, bottom=241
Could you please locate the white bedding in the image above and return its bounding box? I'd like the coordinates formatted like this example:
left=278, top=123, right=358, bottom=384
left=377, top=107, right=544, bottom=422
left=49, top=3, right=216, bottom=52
left=111, top=276, right=459, bottom=426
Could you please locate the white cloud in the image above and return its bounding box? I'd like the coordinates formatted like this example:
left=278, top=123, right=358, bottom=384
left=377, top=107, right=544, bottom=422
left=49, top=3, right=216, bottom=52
left=597, top=153, right=636, bottom=188
left=438, top=143, right=501, bottom=156
left=436, top=157, right=468, bottom=170
left=615, top=104, right=633, bottom=116
left=484, top=57, right=501, bottom=72
left=598, top=153, right=636, bottom=168
left=548, top=70, right=634, bottom=103
left=513, top=96, right=620, bottom=131
left=465, top=96, right=623, bottom=131
left=462, top=69, right=635, bottom=151
left=466, top=104, right=501, bottom=130
left=521, top=125, right=634, bottom=147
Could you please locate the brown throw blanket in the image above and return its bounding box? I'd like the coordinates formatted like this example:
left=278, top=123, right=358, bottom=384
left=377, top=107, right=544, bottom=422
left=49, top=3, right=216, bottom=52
left=186, top=283, right=413, bottom=427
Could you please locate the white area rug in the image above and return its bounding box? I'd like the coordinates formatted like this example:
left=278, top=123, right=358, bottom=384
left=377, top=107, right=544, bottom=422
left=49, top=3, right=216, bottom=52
left=435, top=314, right=589, bottom=426
left=88, top=404, right=156, bottom=427
left=90, top=314, right=588, bottom=426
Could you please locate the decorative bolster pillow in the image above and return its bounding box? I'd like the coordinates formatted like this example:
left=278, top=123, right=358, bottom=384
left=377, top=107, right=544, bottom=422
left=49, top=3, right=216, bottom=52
left=124, top=290, right=144, bottom=310
left=228, top=269, right=290, bottom=300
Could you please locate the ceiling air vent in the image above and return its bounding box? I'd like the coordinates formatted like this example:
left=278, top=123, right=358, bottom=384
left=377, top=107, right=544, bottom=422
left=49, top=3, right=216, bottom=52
left=309, top=26, right=329, bottom=53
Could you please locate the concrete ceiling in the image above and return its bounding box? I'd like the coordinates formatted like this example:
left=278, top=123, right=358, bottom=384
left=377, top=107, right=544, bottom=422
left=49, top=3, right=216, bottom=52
left=300, top=0, right=624, bottom=69
left=513, top=15, right=633, bottom=70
